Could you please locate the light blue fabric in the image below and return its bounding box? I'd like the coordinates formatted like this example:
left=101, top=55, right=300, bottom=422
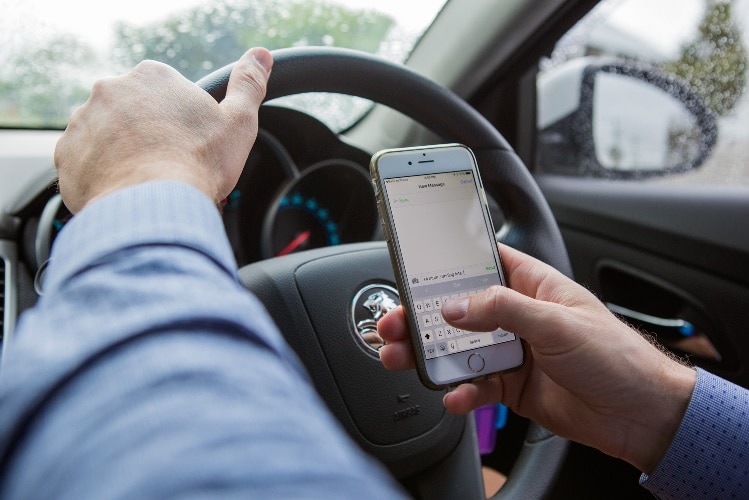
left=0, top=181, right=406, bottom=499
left=641, top=367, right=749, bottom=499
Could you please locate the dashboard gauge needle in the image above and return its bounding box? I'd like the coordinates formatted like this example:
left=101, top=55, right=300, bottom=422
left=278, top=229, right=312, bottom=256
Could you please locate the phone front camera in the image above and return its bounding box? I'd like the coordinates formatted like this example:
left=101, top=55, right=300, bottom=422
left=408, top=161, right=412, bottom=165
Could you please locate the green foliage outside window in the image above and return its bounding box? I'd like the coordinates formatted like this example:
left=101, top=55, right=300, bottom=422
left=663, top=0, right=747, bottom=116
left=0, top=0, right=394, bottom=129
left=113, top=0, right=393, bottom=82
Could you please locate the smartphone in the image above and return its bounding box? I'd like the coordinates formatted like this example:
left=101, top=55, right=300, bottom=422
left=371, top=143, right=523, bottom=389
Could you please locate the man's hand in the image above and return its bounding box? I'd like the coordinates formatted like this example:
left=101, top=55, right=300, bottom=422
left=378, top=244, right=696, bottom=474
left=55, top=47, right=273, bottom=213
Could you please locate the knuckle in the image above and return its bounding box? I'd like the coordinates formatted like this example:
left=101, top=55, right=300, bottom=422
left=132, top=60, right=178, bottom=82
left=236, top=62, right=268, bottom=100
left=486, top=285, right=509, bottom=315
left=133, top=59, right=161, bottom=73
left=89, top=78, right=109, bottom=97
left=89, top=75, right=121, bottom=101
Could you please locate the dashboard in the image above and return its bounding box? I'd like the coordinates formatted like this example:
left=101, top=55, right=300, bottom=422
left=223, top=106, right=378, bottom=265
left=19, top=106, right=380, bottom=286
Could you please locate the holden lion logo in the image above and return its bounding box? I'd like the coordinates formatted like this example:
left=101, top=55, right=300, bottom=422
left=351, top=284, right=400, bottom=353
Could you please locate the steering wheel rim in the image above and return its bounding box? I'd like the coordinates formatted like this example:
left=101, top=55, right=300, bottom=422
left=198, top=47, right=571, bottom=499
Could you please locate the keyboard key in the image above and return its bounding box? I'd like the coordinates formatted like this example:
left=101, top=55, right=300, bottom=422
left=425, top=344, right=437, bottom=358
left=422, top=329, right=434, bottom=343
left=457, top=332, right=494, bottom=351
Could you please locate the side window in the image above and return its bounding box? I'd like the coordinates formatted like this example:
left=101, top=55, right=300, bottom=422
left=536, top=0, right=749, bottom=185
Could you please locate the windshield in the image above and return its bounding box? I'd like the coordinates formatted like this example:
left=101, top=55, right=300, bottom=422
left=0, top=0, right=446, bottom=131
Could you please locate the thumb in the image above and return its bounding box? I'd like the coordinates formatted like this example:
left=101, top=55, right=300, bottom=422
left=441, top=285, right=568, bottom=347
left=220, top=47, right=273, bottom=121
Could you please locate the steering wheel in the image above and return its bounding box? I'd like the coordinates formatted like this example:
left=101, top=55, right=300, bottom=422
left=197, top=47, right=571, bottom=499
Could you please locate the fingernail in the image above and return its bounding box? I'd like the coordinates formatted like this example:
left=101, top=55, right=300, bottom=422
left=250, top=47, right=273, bottom=75
left=442, top=297, right=470, bottom=320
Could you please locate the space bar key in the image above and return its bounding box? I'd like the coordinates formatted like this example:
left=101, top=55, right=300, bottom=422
left=456, top=332, right=495, bottom=351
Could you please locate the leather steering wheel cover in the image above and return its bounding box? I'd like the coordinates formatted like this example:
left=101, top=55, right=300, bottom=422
left=198, top=47, right=571, bottom=499
left=199, top=47, right=572, bottom=277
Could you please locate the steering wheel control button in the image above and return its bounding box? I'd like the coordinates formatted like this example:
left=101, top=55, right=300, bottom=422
left=467, top=353, right=486, bottom=373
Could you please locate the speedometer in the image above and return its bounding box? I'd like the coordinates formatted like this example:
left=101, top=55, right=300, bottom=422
left=261, top=160, right=377, bottom=259
left=272, top=194, right=340, bottom=256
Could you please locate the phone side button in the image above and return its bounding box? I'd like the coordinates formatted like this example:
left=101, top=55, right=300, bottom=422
left=467, top=353, right=486, bottom=373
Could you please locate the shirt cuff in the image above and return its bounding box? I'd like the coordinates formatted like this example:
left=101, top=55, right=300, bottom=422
left=45, top=181, right=236, bottom=296
left=640, top=367, right=749, bottom=498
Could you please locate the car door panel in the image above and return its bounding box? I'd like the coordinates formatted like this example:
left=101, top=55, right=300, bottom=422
left=537, top=174, right=749, bottom=387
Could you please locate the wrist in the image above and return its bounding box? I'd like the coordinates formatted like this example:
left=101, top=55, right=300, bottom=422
left=625, top=360, right=696, bottom=473
left=75, top=161, right=219, bottom=213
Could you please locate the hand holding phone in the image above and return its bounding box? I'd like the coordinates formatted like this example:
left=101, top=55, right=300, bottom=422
left=371, top=143, right=523, bottom=389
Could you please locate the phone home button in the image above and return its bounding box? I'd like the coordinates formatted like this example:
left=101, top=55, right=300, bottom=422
left=467, top=353, right=486, bottom=373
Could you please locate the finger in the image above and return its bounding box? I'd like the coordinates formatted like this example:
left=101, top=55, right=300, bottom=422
left=54, top=99, right=96, bottom=214
left=441, top=284, right=569, bottom=347
left=443, top=383, right=482, bottom=414
left=379, top=342, right=416, bottom=371
left=443, top=377, right=507, bottom=415
left=376, top=306, right=410, bottom=342
left=221, top=47, right=272, bottom=123
left=377, top=307, right=416, bottom=371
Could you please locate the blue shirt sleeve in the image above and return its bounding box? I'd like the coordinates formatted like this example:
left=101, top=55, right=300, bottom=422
left=641, top=367, right=749, bottom=499
left=0, top=181, right=407, bottom=499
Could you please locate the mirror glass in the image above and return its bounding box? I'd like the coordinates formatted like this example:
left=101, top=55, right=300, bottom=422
left=593, top=72, right=701, bottom=171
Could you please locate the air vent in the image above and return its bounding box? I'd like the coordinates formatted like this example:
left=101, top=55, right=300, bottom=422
left=0, top=243, right=18, bottom=356
left=0, top=257, right=5, bottom=343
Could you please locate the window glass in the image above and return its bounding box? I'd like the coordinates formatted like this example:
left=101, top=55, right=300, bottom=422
left=0, top=0, right=446, bottom=131
left=537, top=0, right=749, bottom=186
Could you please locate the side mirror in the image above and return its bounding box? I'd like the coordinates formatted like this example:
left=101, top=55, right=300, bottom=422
left=536, top=57, right=717, bottom=178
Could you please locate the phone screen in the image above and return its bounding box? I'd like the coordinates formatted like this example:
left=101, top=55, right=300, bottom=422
left=382, top=169, right=516, bottom=360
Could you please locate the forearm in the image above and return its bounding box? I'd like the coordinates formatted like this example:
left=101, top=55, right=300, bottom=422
left=0, top=182, right=404, bottom=498
left=3, top=331, right=393, bottom=498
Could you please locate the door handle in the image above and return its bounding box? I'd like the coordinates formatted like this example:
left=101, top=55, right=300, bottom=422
left=605, top=302, right=695, bottom=336
left=605, top=302, right=720, bottom=361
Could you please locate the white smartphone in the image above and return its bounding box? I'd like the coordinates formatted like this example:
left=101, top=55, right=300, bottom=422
left=371, top=143, right=524, bottom=389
